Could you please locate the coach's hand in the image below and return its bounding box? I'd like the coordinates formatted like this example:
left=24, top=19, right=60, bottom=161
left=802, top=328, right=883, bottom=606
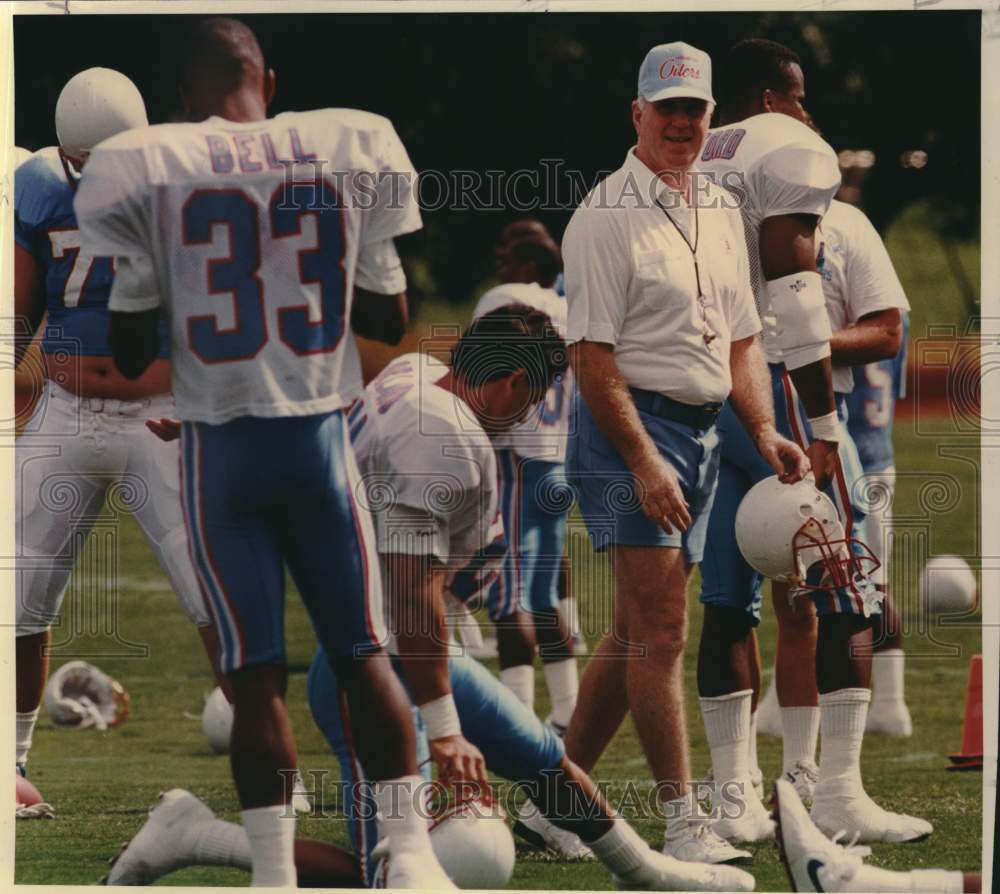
left=146, top=417, right=181, bottom=442
left=631, top=452, right=691, bottom=534
left=755, top=427, right=810, bottom=484
left=430, top=734, right=491, bottom=804
left=805, top=439, right=839, bottom=491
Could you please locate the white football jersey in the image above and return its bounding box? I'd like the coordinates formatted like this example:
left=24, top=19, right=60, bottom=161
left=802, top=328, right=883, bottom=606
left=74, top=109, right=421, bottom=423
left=818, top=200, right=910, bottom=394
left=471, top=281, right=573, bottom=462
left=350, top=352, right=504, bottom=602
left=699, top=113, right=841, bottom=363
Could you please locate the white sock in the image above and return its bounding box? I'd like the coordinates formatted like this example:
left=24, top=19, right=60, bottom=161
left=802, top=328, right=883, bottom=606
left=871, top=648, right=906, bottom=705
left=500, top=664, right=535, bottom=711
left=816, top=688, right=870, bottom=794
left=563, top=595, right=581, bottom=638
left=844, top=866, right=964, bottom=893
left=373, top=774, right=432, bottom=854
left=700, top=690, right=752, bottom=788
left=542, top=658, right=578, bottom=726
left=16, top=709, right=39, bottom=766
left=193, top=818, right=253, bottom=869
left=748, top=710, right=761, bottom=777
left=781, top=706, right=820, bottom=774
left=662, top=794, right=693, bottom=840
left=241, top=804, right=296, bottom=887
left=588, top=817, right=649, bottom=877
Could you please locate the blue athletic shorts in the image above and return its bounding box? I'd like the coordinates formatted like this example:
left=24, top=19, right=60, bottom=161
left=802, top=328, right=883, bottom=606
left=180, top=412, right=385, bottom=673
left=567, top=391, right=721, bottom=563
left=307, top=649, right=564, bottom=886
left=486, top=450, right=571, bottom=620
left=699, top=365, right=876, bottom=623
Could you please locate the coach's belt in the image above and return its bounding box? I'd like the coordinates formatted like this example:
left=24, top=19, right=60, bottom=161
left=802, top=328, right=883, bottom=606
left=628, top=388, right=722, bottom=431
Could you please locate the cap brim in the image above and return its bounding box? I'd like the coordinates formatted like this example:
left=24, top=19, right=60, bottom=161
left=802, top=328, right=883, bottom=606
left=641, top=85, right=715, bottom=104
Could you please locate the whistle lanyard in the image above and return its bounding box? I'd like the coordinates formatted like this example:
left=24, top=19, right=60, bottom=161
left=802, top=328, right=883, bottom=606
left=654, top=198, right=717, bottom=349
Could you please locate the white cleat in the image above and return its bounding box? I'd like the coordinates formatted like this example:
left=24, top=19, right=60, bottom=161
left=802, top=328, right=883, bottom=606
left=384, top=848, right=458, bottom=889
left=783, top=759, right=819, bottom=805
left=102, top=789, right=214, bottom=885
left=616, top=848, right=755, bottom=892
left=511, top=799, right=595, bottom=860
left=712, top=785, right=774, bottom=843
left=774, top=778, right=865, bottom=892
left=750, top=766, right=765, bottom=801
left=811, top=788, right=933, bottom=843
left=865, top=701, right=913, bottom=737
left=291, top=770, right=312, bottom=814
left=663, top=819, right=752, bottom=865
left=572, top=632, right=589, bottom=656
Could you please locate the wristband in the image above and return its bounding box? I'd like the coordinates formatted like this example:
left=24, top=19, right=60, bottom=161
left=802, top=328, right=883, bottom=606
left=808, top=410, right=841, bottom=443
left=419, top=694, right=461, bottom=740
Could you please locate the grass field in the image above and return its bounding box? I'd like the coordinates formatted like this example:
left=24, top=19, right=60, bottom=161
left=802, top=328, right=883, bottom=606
left=14, top=407, right=983, bottom=889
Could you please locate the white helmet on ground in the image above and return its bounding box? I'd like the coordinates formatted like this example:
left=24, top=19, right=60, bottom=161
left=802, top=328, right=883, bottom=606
left=201, top=685, right=233, bottom=754
left=735, top=475, right=879, bottom=590
left=429, top=799, right=516, bottom=889
left=55, top=67, right=148, bottom=159
left=44, top=660, right=130, bottom=730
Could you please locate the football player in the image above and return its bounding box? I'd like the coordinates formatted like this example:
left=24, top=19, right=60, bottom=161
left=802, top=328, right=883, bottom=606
left=106, top=307, right=753, bottom=894
left=472, top=241, right=580, bottom=734
left=74, top=17, right=455, bottom=889
left=696, top=38, right=928, bottom=845
left=13, top=68, right=222, bottom=790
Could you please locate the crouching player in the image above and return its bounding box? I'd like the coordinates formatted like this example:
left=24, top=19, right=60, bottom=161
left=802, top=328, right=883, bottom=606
left=105, top=307, right=753, bottom=893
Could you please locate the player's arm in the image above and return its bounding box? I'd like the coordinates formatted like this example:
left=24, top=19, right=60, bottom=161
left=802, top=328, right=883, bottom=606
left=351, top=238, right=408, bottom=345
left=572, top=341, right=691, bottom=533
left=759, top=212, right=840, bottom=488
left=384, top=549, right=489, bottom=794
left=831, top=307, right=902, bottom=366
left=727, top=334, right=809, bottom=483
left=14, top=245, right=46, bottom=365
left=108, top=255, right=161, bottom=380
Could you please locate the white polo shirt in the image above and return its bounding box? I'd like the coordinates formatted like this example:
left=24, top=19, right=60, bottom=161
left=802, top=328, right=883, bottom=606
left=818, top=200, right=910, bottom=394
left=563, top=148, right=761, bottom=406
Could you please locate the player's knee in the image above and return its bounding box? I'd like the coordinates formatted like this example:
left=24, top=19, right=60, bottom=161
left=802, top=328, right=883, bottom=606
left=702, top=604, right=754, bottom=643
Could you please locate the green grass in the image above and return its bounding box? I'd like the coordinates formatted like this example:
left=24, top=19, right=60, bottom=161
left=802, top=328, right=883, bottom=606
left=14, top=418, right=983, bottom=889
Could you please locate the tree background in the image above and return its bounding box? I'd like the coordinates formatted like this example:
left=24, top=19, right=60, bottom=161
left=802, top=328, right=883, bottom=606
left=13, top=10, right=981, bottom=319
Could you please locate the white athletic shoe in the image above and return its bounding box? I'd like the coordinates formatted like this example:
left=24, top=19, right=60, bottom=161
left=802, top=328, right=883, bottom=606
left=755, top=683, right=782, bottom=737
left=291, top=770, right=312, bottom=814
left=384, top=848, right=458, bottom=889
left=615, top=848, right=755, bottom=892
left=774, top=778, right=866, bottom=892
left=810, top=787, right=933, bottom=843
left=865, top=701, right=913, bottom=737
left=662, top=818, right=752, bottom=865
left=103, top=789, right=214, bottom=885
left=783, top=759, right=820, bottom=804
left=511, top=799, right=595, bottom=860
left=572, top=632, right=589, bottom=656
left=466, top=637, right=500, bottom=661
left=711, top=785, right=774, bottom=843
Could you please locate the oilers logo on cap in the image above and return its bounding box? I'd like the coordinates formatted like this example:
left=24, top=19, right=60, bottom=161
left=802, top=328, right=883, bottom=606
left=638, top=42, right=715, bottom=105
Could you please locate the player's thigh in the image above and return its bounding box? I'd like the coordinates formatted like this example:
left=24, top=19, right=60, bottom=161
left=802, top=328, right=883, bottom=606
left=520, top=460, right=569, bottom=615
left=124, top=417, right=210, bottom=626
left=486, top=449, right=521, bottom=621
left=281, top=412, right=386, bottom=658
left=179, top=422, right=286, bottom=673
left=449, top=654, right=564, bottom=779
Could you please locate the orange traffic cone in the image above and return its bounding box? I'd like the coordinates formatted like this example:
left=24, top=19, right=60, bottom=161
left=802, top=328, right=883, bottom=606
left=947, top=653, right=983, bottom=771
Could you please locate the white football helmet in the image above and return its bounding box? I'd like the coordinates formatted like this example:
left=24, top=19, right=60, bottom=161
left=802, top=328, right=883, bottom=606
left=55, top=67, right=147, bottom=161
left=201, top=686, right=233, bottom=755
left=44, top=661, right=129, bottom=731
left=735, top=475, right=879, bottom=591
left=429, top=799, right=516, bottom=889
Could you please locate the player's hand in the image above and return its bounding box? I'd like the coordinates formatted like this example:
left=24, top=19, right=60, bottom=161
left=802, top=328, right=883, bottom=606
left=146, top=418, right=181, bottom=442
left=755, top=427, right=810, bottom=483
left=631, top=452, right=691, bottom=534
left=430, top=734, right=491, bottom=804
left=805, top=439, right=839, bottom=491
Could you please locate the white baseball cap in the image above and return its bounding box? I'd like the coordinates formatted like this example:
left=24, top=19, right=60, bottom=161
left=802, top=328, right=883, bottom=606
left=638, top=42, right=714, bottom=105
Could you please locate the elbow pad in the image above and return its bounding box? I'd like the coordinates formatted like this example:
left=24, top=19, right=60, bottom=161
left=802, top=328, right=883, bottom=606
left=355, top=238, right=406, bottom=295
left=766, top=270, right=831, bottom=370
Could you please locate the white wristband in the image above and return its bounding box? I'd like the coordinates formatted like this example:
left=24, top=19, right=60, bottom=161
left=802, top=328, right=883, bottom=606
left=418, top=694, right=461, bottom=740
left=808, top=410, right=841, bottom=443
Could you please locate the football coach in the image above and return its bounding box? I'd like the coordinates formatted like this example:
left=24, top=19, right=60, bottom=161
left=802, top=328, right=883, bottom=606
left=560, top=41, right=809, bottom=861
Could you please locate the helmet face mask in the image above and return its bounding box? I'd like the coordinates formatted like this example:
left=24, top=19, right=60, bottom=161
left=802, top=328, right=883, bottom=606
left=790, top=513, right=880, bottom=593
